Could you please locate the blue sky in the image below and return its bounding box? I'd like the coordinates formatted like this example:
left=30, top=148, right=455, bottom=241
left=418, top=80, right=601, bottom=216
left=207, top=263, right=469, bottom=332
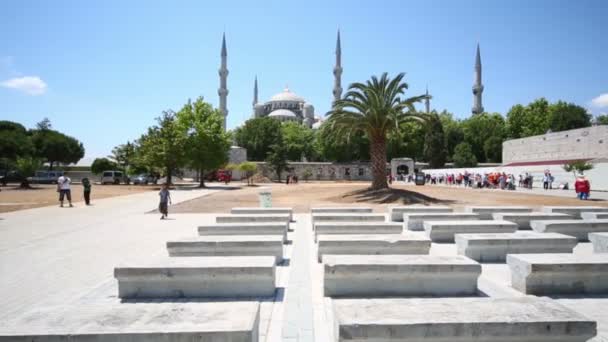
left=1, top=0, right=607, bottom=163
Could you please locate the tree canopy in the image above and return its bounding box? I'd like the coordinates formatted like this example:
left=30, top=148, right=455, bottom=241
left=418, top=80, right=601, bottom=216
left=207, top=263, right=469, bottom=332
left=91, top=157, right=118, bottom=174
left=31, top=129, right=85, bottom=170
left=234, top=117, right=283, bottom=161
left=452, top=142, right=478, bottom=167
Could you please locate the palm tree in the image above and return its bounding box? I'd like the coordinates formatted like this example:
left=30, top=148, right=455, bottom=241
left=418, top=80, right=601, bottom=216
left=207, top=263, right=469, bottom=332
left=328, top=72, right=428, bottom=190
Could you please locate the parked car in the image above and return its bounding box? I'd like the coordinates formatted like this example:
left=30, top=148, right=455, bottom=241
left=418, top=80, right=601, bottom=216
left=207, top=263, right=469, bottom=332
left=0, top=170, right=23, bottom=186
left=30, top=170, right=64, bottom=184
left=101, top=170, right=128, bottom=185
left=131, top=174, right=157, bottom=185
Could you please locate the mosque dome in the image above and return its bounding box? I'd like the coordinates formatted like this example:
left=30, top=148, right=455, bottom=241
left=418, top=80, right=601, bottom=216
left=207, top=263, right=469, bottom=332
left=270, top=87, right=305, bottom=103
left=268, top=109, right=297, bottom=120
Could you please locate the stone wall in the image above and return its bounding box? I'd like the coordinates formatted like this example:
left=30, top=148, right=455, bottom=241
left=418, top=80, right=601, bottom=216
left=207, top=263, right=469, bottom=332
left=502, top=125, right=608, bottom=164
left=256, top=162, right=376, bottom=181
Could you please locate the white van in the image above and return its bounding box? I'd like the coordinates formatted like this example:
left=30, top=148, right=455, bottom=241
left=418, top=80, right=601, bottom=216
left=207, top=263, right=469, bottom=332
left=101, top=170, right=126, bottom=185
left=30, top=170, right=64, bottom=184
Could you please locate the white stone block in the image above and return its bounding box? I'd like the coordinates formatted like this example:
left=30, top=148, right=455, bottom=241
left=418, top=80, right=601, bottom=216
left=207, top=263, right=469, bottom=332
left=231, top=207, right=293, bottom=221
left=317, top=234, right=430, bottom=262
left=424, top=220, right=517, bottom=242
left=492, top=212, right=572, bottom=229
left=216, top=213, right=290, bottom=223
left=114, top=256, right=276, bottom=298
left=314, top=222, right=403, bottom=238
left=542, top=206, right=608, bottom=219
left=331, top=297, right=596, bottom=342
left=323, top=255, right=480, bottom=297
left=507, top=253, right=608, bottom=295
left=589, top=232, right=608, bottom=253
left=582, top=212, right=608, bottom=220
left=0, top=302, right=261, bottom=342
left=456, top=232, right=577, bottom=262
left=389, top=205, right=452, bottom=222
left=312, top=213, right=386, bottom=222
left=311, top=207, right=373, bottom=214
left=405, top=213, right=480, bottom=231
left=464, top=205, right=534, bottom=219
left=198, top=222, right=288, bottom=242
left=167, top=235, right=284, bottom=263
left=530, top=219, right=608, bottom=241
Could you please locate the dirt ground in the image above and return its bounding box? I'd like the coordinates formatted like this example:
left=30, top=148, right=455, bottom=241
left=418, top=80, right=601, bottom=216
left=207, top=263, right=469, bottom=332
left=170, top=181, right=608, bottom=213
left=0, top=184, right=155, bottom=213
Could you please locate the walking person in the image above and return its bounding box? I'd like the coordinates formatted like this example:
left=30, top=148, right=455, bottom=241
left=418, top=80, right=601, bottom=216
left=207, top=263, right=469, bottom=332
left=57, top=174, right=73, bottom=207
left=159, top=183, right=172, bottom=219
left=82, top=177, right=92, bottom=205
left=575, top=175, right=591, bottom=200
left=543, top=172, right=550, bottom=190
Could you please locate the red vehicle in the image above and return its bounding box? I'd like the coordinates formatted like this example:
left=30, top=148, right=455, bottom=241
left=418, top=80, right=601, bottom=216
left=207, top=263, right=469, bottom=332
left=216, top=169, right=232, bottom=184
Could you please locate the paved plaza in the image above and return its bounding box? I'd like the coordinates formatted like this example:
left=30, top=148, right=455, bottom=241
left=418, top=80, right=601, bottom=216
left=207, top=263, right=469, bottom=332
left=1, top=187, right=608, bottom=341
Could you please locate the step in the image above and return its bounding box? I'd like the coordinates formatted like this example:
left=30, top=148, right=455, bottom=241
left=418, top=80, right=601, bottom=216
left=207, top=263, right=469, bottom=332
left=0, top=302, right=261, bottom=342
left=312, top=213, right=386, bottom=223
left=331, top=297, right=596, bottom=342
left=542, top=206, right=608, bottom=219
left=582, top=212, right=608, bottom=220
left=314, top=222, right=403, bottom=239
left=231, top=207, right=293, bottom=221
left=311, top=207, right=373, bottom=214
left=323, top=255, right=480, bottom=297
left=114, top=256, right=276, bottom=299
left=589, top=232, right=608, bottom=253
left=456, top=232, right=578, bottom=262
left=530, top=219, right=608, bottom=241
left=492, top=212, right=572, bottom=230
left=405, top=213, right=480, bottom=231
left=389, top=205, right=452, bottom=222
left=507, top=253, right=608, bottom=295
left=424, top=220, right=518, bottom=242
left=215, top=213, right=291, bottom=223
left=167, top=235, right=284, bottom=263
left=464, top=205, right=534, bottom=219
left=316, top=234, right=431, bottom=262
left=198, top=222, right=288, bottom=242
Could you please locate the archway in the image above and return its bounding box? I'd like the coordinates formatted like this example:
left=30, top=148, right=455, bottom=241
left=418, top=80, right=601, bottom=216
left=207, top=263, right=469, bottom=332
left=397, top=165, right=409, bottom=175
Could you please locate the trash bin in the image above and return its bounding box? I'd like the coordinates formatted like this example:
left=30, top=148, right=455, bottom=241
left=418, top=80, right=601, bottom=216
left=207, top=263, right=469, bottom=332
left=258, top=188, right=272, bottom=208
left=415, top=172, right=426, bottom=186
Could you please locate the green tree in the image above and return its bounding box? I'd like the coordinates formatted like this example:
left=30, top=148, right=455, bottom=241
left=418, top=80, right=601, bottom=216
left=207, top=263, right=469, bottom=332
left=563, top=160, right=594, bottom=177
left=461, top=112, right=505, bottom=163
left=453, top=142, right=478, bottom=167
left=15, top=157, right=43, bottom=188
left=506, top=99, right=550, bottom=138
left=238, top=162, right=257, bottom=186
left=176, top=98, right=231, bottom=187
left=137, top=111, right=188, bottom=185
left=438, top=111, right=464, bottom=161
left=483, top=136, right=503, bottom=163
left=328, top=72, right=426, bottom=190
left=91, top=157, right=118, bottom=175
left=281, top=122, right=315, bottom=161
left=315, top=122, right=370, bottom=162
left=265, top=143, right=288, bottom=182
left=31, top=129, right=85, bottom=170
left=234, top=117, right=283, bottom=161
left=0, top=121, right=33, bottom=167
left=110, top=142, right=136, bottom=173
left=423, top=112, right=447, bottom=168
left=547, top=101, right=591, bottom=132
left=596, top=114, right=608, bottom=125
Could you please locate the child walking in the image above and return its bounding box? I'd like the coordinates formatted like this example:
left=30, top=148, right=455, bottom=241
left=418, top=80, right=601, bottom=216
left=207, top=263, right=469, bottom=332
left=82, top=177, right=92, bottom=205
left=159, top=183, right=172, bottom=219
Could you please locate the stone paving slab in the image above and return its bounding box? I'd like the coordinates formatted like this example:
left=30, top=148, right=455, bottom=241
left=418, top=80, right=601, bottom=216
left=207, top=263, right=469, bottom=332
left=405, top=212, right=480, bottom=231
left=424, top=219, right=518, bottom=242
left=167, top=235, right=284, bottom=263
left=583, top=212, right=608, bottom=220
left=531, top=219, right=608, bottom=241
left=389, top=205, right=452, bottom=222
left=216, top=214, right=291, bottom=223
left=314, top=222, right=403, bottom=238
left=590, top=232, right=608, bottom=253
left=464, top=205, right=534, bottom=219
left=542, top=206, right=608, bottom=219
left=231, top=207, right=294, bottom=221
left=310, top=207, right=373, bottom=214
left=492, top=211, right=572, bottom=229
left=316, top=234, right=431, bottom=261
left=312, top=213, right=386, bottom=222
left=198, top=222, right=288, bottom=242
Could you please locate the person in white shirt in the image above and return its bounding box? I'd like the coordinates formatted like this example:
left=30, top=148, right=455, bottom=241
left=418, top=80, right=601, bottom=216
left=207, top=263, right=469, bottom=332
left=57, top=175, right=73, bottom=207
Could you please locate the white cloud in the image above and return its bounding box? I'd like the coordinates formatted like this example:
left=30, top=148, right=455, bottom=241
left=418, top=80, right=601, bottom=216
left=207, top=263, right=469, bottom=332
left=591, top=93, right=608, bottom=108
left=1, top=76, right=47, bottom=95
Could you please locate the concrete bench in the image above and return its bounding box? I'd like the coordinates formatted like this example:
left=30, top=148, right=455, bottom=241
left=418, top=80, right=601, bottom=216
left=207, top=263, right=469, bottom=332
left=323, top=255, right=480, bottom=297
left=582, top=212, right=608, bottom=220
left=167, top=235, right=284, bottom=263
left=507, top=253, right=608, bottom=295
left=114, top=256, right=276, bottom=298
left=231, top=207, right=293, bottom=221
left=424, top=220, right=518, bottom=242
left=314, top=222, right=403, bottom=238
left=589, top=232, right=608, bottom=253
left=456, top=232, right=578, bottom=262
left=331, top=297, right=596, bottom=342
left=0, top=302, right=261, bottom=342
left=542, top=206, right=608, bottom=219
left=316, top=234, right=431, bottom=262
left=464, top=205, right=534, bottom=219
left=198, top=222, right=288, bottom=242
left=389, top=205, right=452, bottom=222
left=312, top=213, right=386, bottom=223
left=405, top=213, right=480, bottom=231
left=530, top=219, right=608, bottom=241
left=311, top=207, right=373, bottom=214
left=492, top=212, right=572, bottom=230
left=216, top=213, right=290, bottom=223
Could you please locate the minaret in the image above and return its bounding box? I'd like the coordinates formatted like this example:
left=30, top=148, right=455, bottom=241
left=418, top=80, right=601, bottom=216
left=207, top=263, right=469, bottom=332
left=253, top=76, right=258, bottom=107
left=472, top=43, right=484, bottom=115
left=424, top=86, right=430, bottom=114
left=218, top=33, right=229, bottom=130
left=332, top=30, right=343, bottom=105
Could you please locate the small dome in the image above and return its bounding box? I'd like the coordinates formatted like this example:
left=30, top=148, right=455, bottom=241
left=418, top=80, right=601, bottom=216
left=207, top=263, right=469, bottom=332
left=270, top=87, right=305, bottom=102
left=268, top=109, right=297, bottom=118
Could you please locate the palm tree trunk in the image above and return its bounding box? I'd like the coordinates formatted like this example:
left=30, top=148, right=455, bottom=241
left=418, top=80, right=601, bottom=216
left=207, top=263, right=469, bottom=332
left=370, top=135, right=388, bottom=190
